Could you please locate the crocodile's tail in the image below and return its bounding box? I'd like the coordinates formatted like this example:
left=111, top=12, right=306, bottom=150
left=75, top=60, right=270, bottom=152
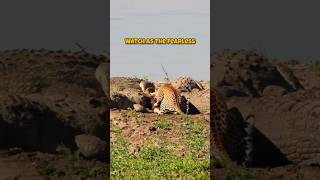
left=211, top=88, right=254, bottom=167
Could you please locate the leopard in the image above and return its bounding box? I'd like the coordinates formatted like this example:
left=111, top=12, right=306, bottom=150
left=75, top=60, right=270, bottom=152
left=211, top=88, right=254, bottom=167
left=212, top=88, right=232, bottom=163
left=149, top=83, right=183, bottom=115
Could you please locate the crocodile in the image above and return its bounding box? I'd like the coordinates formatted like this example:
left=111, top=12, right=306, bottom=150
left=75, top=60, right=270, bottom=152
left=0, top=49, right=109, bottom=152
left=227, top=88, right=320, bottom=166
left=212, top=50, right=320, bottom=166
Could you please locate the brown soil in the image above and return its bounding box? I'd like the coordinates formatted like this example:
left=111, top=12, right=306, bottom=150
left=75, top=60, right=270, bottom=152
left=111, top=110, right=210, bottom=157
left=0, top=150, right=107, bottom=180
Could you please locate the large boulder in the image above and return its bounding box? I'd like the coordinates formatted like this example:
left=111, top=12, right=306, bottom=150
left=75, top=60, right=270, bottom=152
left=75, top=134, right=107, bottom=160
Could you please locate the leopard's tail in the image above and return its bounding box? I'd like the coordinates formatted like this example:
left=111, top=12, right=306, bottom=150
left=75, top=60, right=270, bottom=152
left=175, top=103, right=184, bottom=114
left=211, top=88, right=254, bottom=167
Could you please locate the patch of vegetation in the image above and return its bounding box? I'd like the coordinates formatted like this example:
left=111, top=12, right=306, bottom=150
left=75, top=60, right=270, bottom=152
left=35, top=144, right=108, bottom=179
left=155, top=118, right=173, bottom=130
left=111, top=123, right=210, bottom=179
left=180, top=115, right=258, bottom=180
left=121, top=107, right=145, bottom=124
left=181, top=114, right=208, bottom=159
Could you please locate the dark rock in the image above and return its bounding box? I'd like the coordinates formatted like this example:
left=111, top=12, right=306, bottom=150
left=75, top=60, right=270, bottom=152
left=75, top=134, right=107, bottom=160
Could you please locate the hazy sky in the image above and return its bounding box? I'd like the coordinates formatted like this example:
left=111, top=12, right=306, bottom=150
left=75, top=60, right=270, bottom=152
left=111, top=0, right=210, bottom=81
left=213, top=0, right=320, bottom=62
left=0, top=0, right=107, bottom=54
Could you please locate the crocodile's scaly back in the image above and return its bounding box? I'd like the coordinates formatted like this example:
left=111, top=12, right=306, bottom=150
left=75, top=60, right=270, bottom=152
left=0, top=49, right=107, bottom=95
left=0, top=49, right=109, bottom=138
left=211, top=88, right=253, bottom=166
left=230, top=88, right=320, bottom=165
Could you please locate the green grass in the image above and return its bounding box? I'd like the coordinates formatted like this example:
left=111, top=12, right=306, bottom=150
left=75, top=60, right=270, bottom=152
left=180, top=114, right=258, bottom=180
left=155, top=118, right=173, bottom=130
left=181, top=114, right=208, bottom=159
left=110, top=115, right=210, bottom=179
left=121, top=107, right=145, bottom=124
